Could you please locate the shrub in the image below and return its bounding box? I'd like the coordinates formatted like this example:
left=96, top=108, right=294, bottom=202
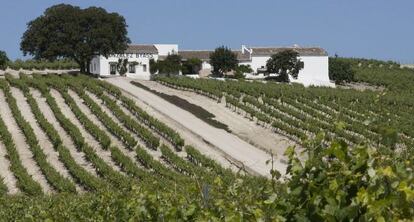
left=231, top=64, right=253, bottom=79
left=329, top=57, right=355, bottom=84
left=6, top=59, right=79, bottom=71
left=149, top=59, right=157, bottom=74
left=182, top=58, right=202, bottom=75
left=0, top=50, right=9, bottom=70
left=209, top=46, right=238, bottom=77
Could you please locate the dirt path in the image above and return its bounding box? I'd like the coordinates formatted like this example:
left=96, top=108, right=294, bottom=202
left=11, top=87, right=81, bottom=191
left=138, top=80, right=297, bottom=165
left=30, top=88, right=98, bottom=178
left=67, top=89, right=140, bottom=166
left=105, top=77, right=276, bottom=177
left=92, top=86, right=237, bottom=172
left=0, top=90, right=52, bottom=193
left=0, top=141, right=19, bottom=194
left=50, top=89, right=123, bottom=173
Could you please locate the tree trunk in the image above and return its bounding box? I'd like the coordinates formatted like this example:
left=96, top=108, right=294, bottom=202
left=86, top=60, right=91, bottom=74
left=72, top=57, right=83, bottom=74
left=79, top=62, right=85, bottom=73
left=281, top=72, right=290, bottom=83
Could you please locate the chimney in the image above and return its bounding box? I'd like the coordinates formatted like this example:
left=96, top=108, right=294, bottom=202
left=241, top=45, right=252, bottom=54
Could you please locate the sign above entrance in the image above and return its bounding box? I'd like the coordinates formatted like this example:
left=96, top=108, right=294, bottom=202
left=110, top=53, right=154, bottom=59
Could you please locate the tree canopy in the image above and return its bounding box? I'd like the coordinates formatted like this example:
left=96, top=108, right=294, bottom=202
left=153, top=54, right=182, bottom=76
left=182, top=58, right=202, bottom=75
left=209, top=46, right=238, bottom=77
left=116, top=59, right=128, bottom=76
left=329, top=57, right=356, bottom=84
left=232, top=64, right=253, bottom=79
left=0, top=50, right=9, bottom=70
left=266, top=50, right=304, bottom=82
left=20, top=4, right=130, bottom=73
left=149, top=59, right=158, bottom=74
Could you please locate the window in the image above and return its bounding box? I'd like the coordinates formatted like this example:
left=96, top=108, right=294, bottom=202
left=94, top=63, right=97, bottom=72
left=110, top=63, right=116, bottom=75
left=143, top=64, right=147, bottom=72
left=129, top=64, right=136, bottom=73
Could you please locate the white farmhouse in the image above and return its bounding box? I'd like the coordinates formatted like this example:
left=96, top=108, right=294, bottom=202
left=90, top=44, right=177, bottom=80
left=91, top=43, right=333, bottom=87
left=180, top=45, right=332, bottom=87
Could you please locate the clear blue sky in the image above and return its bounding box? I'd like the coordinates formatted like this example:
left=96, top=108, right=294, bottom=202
left=1, top=0, right=413, bottom=63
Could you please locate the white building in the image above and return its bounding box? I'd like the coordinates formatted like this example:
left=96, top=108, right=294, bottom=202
left=91, top=43, right=333, bottom=87
left=179, top=45, right=332, bottom=87
left=90, top=44, right=177, bottom=80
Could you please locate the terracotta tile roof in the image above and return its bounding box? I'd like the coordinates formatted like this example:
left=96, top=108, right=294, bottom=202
left=177, top=47, right=326, bottom=62
left=125, top=44, right=158, bottom=54
left=178, top=50, right=251, bottom=62
left=178, top=50, right=212, bottom=61
left=235, top=51, right=252, bottom=61
left=250, top=47, right=327, bottom=56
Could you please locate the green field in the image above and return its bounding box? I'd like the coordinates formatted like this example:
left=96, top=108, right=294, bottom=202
left=0, top=62, right=413, bottom=220
left=156, top=65, right=414, bottom=150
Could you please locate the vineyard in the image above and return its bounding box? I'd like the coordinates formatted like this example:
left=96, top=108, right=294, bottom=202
left=154, top=72, right=414, bottom=151
left=3, top=59, right=79, bottom=71
left=0, top=70, right=412, bottom=220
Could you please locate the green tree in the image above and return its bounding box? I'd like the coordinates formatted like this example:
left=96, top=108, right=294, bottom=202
left=266, top=49, right=304, bottom=82
left=329, top=57, right=355, bottom=84
left=149, top=59, right=158, bottom=74
left=116, top=59, right=128, bottom=76
left=20, top=4, right=130, bottom=73
left=232, top=64, right=253, bottom=79
left=182, top=58, right=202, bottom=75
left=0, top=50, right=9, bottom=70
left=209, top=46, right=238, bottom=77
left=158, top=54, right=182, bottom=76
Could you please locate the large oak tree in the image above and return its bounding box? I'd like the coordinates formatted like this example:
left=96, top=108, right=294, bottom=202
left=20, top=4, right=130, bottom=73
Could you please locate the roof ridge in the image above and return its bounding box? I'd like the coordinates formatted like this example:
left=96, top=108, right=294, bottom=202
left=250, top=46, right=323, bottom=49
left=129, top=44, right=155, bottom=46
left=179, top=49, right=213, bottom=52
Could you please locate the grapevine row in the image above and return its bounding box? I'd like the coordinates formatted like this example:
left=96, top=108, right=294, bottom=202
left=92, top=78, right=185, bottom=149
left=44, top=77, right=173, bottom=184
left=55, top=75, right=200, bottom=183
left=2, top=77, right=77, bottom=193
left=15, top=75, right=106, bottom=192
left=156, top=77, right=410, bottom=148
left=29, top=77, right=132, bottom=191
left=83, top=82, right=160, bottom=150
left=0, top=80, right=43, bottom=195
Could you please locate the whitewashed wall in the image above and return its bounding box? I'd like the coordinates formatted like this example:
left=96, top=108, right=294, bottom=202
left=290, top=56, right=333, bottom=87
left=244, top=55, right=332, bottom=87
left=199, top=61, right=212, bottom=76
left=201, top=61, right=211, bottom=70
left=247, top=56, right=271, bottom=72
left=90, top=57, right=100, bottom=74
left=91, top=43, right=332, bottom=86
left=94, top=54, right=154, bottom=80
left=154, top=44, right=178, bottom=56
